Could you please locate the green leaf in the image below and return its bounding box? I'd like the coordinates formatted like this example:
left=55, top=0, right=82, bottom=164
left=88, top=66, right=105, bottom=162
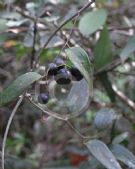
left=120, top=36, right=135, bottom=62
left=0, top=72, right=41, bottom=106
left=0, top=34, right=7, bottom=46
left=65, top=46, right=93, bottom=87
left=15, top=43, right=26, bottom=60
left=0, top=19, right=7, bottom=33
left=111, top=144, right=135, bottom=169
left=112, top=132, right=128, bottom=145
left=86, top=139, right=122, bottom=169
left=79, top=9, right=107, bottom=36
left=98, top=72, right=115, bottom=102
left=67, top=79, right=90, bottom=115
left=94, top=25, right=112, bottom=70
left=94, top=108, right=117, bottom=130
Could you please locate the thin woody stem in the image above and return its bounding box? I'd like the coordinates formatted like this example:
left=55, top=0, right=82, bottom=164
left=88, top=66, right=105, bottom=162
left=36, top=0, right=95, bottom=61
left=2, top=95, right=24, bottom=169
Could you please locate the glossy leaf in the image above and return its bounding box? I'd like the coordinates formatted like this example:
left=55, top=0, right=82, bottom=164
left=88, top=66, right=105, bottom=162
left=79, top=9, right=107, bottom=36
left=111, top=144, right=135, bottom=169
left=65, top=46, right=93, bottom=86
left=94, top=25, right=112, bottom=70
left=120, top=36, right=135, bottom=62
left=0, top=72, right=41, bottom=106
left=86, top=139, right=122, bottom=169
left=112, top=132, right=128, bottom=145
left=94, top=108, right=117, bottom=130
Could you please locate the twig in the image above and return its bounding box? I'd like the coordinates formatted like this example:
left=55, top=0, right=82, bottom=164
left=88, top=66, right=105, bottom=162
left=119, top=109, right=135, bottom=124
left=1, top=95, right=24, bottom=169
left=112, top=84, right=135, bottom=111
left=66, top=120, right=105, bottom=142
left=61, top=30, right=77, bottom=46
left=94, top=58, right=121, bottom=75
left=36, top=0, right=95, bottom=61
left=30, top=21, right=37, bottom=70
left=12, top=6, right=50, bottom=27
left=113, top=70, right=135, bottom=76
left=27, top=96, right=68, bottom=120
left=66, top=120, right=85, bottom=139
left=60, top=15, right=78, bottom=50
left=55, top=16, right=78, bottom=58
left=109, top=25, right=135, bottom=31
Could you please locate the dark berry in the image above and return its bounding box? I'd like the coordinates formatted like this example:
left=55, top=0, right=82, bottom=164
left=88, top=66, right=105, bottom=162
left=54, top=57, right=65, bottom=69
left=47, top=63, right=58, bottom=76
left=70, top=67, right=83, bottom=81
left=55, top=68, right=72, bottom=85
left=38, top=92, right=49, bottom=104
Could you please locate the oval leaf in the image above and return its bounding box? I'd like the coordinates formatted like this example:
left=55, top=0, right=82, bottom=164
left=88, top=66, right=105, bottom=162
left=0, top=72, right=41, bottom=106
left=66, top=79, right=90, bottom=115
left=86, top=139, right=122, bottom=169
left=94, top=108, right=117, bottom=130
left=94, top=25, right=112, bottom=70
left=49, top=79, right=90, bottom=117
left=111, top=144, right=135, bottom=169
left=79, top=9, right=107, bottom=36
left=65, top=46, right=93, bottom=87
left=120, top=36, right=135, bottom=63
left=112, top=132, right=128, bottom=145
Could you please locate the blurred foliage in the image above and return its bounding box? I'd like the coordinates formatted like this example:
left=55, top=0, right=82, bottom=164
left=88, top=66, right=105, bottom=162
left=0, top=0, right=135, bottom=169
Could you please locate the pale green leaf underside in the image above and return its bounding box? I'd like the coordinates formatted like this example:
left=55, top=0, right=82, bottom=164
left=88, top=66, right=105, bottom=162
left=120, top=36, right=135, bottom=62
left=86, top=139, right=122, bottom=169
left=94, top=108, right=117, bottom=130
left=111, top=144, right=135, bottom=169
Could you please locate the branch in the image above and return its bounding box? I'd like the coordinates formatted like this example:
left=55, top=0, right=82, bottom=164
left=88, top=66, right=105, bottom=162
left=94, top=58, right=121, bottom=76
left=27, top=96, right=68, bottom=120
left=113, top=70, right=135, bottom=76
left=12, top=6, right=50, bottom=27
left=2, top=95, right=24, bottom=169
left=36, top=0, right=95, bottom=60
left=112, top=84, right=135, bottom=112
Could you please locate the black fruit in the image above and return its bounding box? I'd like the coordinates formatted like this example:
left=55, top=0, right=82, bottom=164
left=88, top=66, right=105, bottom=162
left=70, top=67, right=83, bottom=81
left=47, top=63, right=58, bottom=76
left=38, top=92, right=49, bottom=104
left=54, top=57, right=65, bottom=69
left=55, top=68, right=72, bottom=85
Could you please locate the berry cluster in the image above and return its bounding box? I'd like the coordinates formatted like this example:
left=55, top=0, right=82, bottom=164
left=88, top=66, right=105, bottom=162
left=38, top=57, right=83, bottom=104
left=48, top=57, right=83, bottom=84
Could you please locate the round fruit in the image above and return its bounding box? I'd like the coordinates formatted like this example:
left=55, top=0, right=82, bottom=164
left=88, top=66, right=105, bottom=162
left=38, top=92, right=49, bottom=104
left=55, top=68, right=72, bottom=85
left=70, top=67, right=83, bottom=81
left=54, top=57, right=65, bottom=69
left=47, top=63, right=58, bottom=76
